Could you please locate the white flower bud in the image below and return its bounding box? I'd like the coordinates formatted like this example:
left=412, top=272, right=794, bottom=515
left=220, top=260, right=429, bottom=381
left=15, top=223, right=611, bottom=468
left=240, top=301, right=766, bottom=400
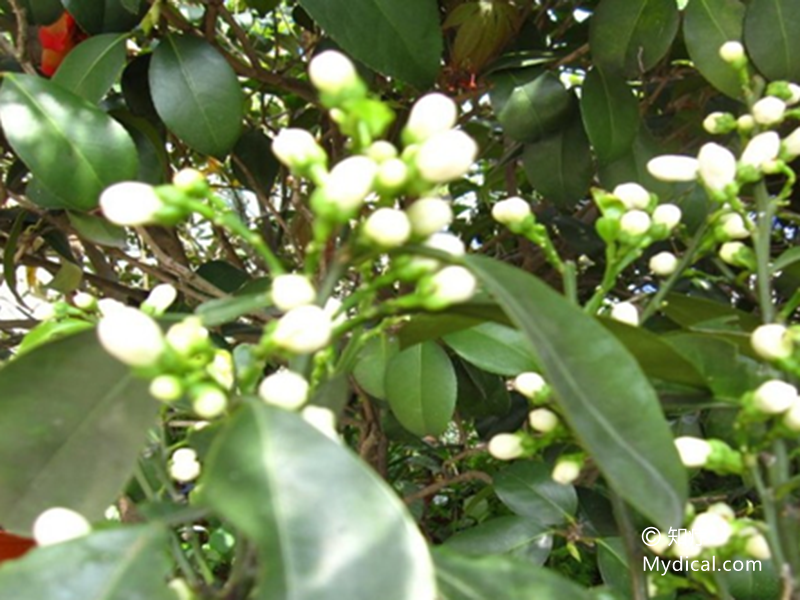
left=691, top=512, right=732, bottom=548
left=192, top=386, right=228, bottom=419
left=271, top=274, right=317, bottom=312
left=376, top=158, right=408, bottom=190
left=674, top=436, right=712, bottom=467
left=172, top=168, right=206, bottom=192
left=741, top=131, right=780, bottom=169
left=100, top=182, right=164, bottom=226
left=737, top=114, right=755, bottom=132
left=143, top=284, right=177, bottom=314
left=150, top=375, right=183, bottom=402
left=423, top=266, right=477, bottom=307
left=551, top=459, right=581, bottom=485
left=719, top=212, right=750, bottom=239
left=259, top=370, right=309, bottom=410
left=406, top=197, right=453, bottom=237
left=610, top=301, right=639, bottom=326
left=703, top=112, right=729, bottom=134
left=366, top=140, right=398, bottom=163
left=166, top=317, right=209, bottom=356
left=784, top=127, right=800, bottom=158
left=752, top=96, right=786, bottom=125
left=33, top=507, right=91, bottom=546
left=33, top=302, right=56, bottom=321
left=301, top=405, right=338, bottom=440
left=488, top=433, right=524, bottom=460
left=652, top=204, right=682, bottom=231
left=513, top=372, right=546, bottom=398
left=528, top=408, right=559, bottom=433
left=322, top=156, right=378, bottom=212
left=271, top=129, right=326, bottom=169
left=784, top=400, right=800, bottom=430
left=672, top=535, right=702, bottom=558
left=707, top=502, right=735, bottom=521
left=492, top=196, right=532, bottom=225
left=416, top=130, right=477, bottom=183
left=744, top=533, right=771, bottom=560
left=405, top=93, right=458, bottom=142
left=363, top=208, right=412, bottom=248
left=719, top=41, right=745, bottom=64
left=323, top=296, right=347, bottom=327
left=73, top=292, right=96, bottom=311
left=97, top=307, right=165, bottom=367
left=169, top=451, right=201, bottom=483
left=647, top=155, right=699, bottom=182
left=649, top=251, right=678, bottom=276
left=207, top=350, right=235, bottom=390
left=97, top=298, right=126, bottom=317
left=753, top=379, right=798, bottom=414
left=698, top=143, right=737, bottom=191
left=619, top=210, right=651, bottom=237
left=172, top=448, right=198, bottom=464
left=308, top=50, right=358, bottom=95
left=719, top=241, right=746, bottom=265
left=788, top=83, right=800, bottom=105
left=612, top=183, right=651, bottom=210
left=751, top=323, right=793, bottom=360
left=425, top=232, right=465, bottom=256
left=273, top=305, right=333, bottom=354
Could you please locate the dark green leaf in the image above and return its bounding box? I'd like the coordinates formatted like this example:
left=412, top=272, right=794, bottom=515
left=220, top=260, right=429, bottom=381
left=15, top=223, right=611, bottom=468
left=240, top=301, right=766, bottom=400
left=0, top=74, right=138, bottom=212
left=455, top=360, right=511, bottom=420
left=195, top=260, right=250, bottom=293
left=444, top=516, right=552, bottom=565
left=493, top=462, right=577, bottom=526
left=232, top=129, right=280, bottom=194
left=52, top=34, right=127, bottom=104
left=597, top=538, right=632, bottom=599
left=744, top=0, right=800, bottom=82
left=63, top=0, right=143, bottom=34
left=684, top=0, right=746, bottom=99
left=385, top=341, right=457, bottom=436
left=297, top=0, right=442, bottom=87
left=353, top=333, right=400, bottom=400
left=18, top=0, right=62, bottom=24
left=661, top=293, right=760, bottom=331
left=202, top=400, right=436, bottom=600
left=589, top=0, right=680, bottom=76
left=112, top=110, right=170, bottom=185
left=722, top=557, right=782, bottom=600
left=150, top=35, right=244, bottom=157
left=580, top=67, right=640, bottom=164
left=398, top=313, right=484, bottom=348
left=246, top=0, right=281, bottom=16
left=466, top=255, right=687, bottom=530
left=521, top=119, right=594, bottom=210
left=68, top=211, right=128, bottom=248
left=772, top=246, right=800, bottom=273
left=444, top=322, right=538, bottom=376
left=0, top=330, right=156, bottom=533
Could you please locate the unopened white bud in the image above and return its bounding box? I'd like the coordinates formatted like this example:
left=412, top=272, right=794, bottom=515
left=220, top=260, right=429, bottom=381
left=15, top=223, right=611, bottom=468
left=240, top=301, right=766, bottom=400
left=207, top=350, right=235, bottom=390
left=652, top=204, right=682, bottom=231
left=784, top=127, right=800, bottom=158
left=33, top=507, right=91, bottom=546
left=698, top=143, right=737, bottom=191
left=97, top=298, right=126, bottom=317
left=513, top=372, right=546, bottom=398
left=192, top=386, right=228, bottom=418
left=528, top=408, right=559, bottom=432
left=753, top=379, right=798, bottom=414
left=149, top=375, right=183, bottom=402
left=674, top=436, right=712, bottom=467
left=416, top=130, right=477, bottom=183
left=744, top=533, right=771, bottom=560
left=406, top=93, right=458, bottom=142
left=376, top=158, right=408, bottom=190
left=784, top=399, right=800, bottom=430
left=552, top=459, right=581, bottom=485
left=619, top=210, right=651, bottom=237
left=751, top=323, right=793, bottom=360
left=737, top=114, right=755, bottom=132
left=273, top=305, right=333, bottom=354
left=73, top=292, right=96, bottom=311
left=787, top=83, right=800, bottom=105
left=703, top=112, right=730, bottom=134
left=363, top=208, right=412, bottom=248
left=691, top=512, right=732, bottom=548
left=322, top=156, right=378, bottom=212
left=271, top=274, right=317, bottom=312
left=422, top=266, right=477, bottom=307
left=741, top=131, right=781, bottom=169
left=272, top=128, right=326, bottom=169
left=719, top=41, right=745, bottom=64
left=409, top=233, right=466, bottom=273
left=308, top=50, right=358, bottom=95
left=719, top=212, right=750, bottom=239
left=366, top=140, right=398, bottom=163
left=752, top=96, right=786, bottom=125
left=301, top=405, right=338, bottom=440
left=649, top=251, right=678, bottom=276
left=172, top=448, right=198, bottom=464
left=33, top=302, right=56, bottom=321
left=169, top=450, right=201, bottom=483
left=259, top=370, right=309, bottom=410
left=97, top=307, right=165, bottom=367
left=719, top=241, right=747, bottom=265
left=406, top=197, right=453, bottom=237
left=672, top=535, right=702, bottom=558
left=172, top=168, right=206, bottom=192
left=166, top=317, right=209, bottom=356
left=707, top=502, right=735, bottom=521
left=492, top=196, right=532, bottom=225
left=488, top=433, right=524, bottom=460
left=100, top=182, right=164, bottom=226
left=143, top=284, right=177, bottom=314
left=647, top=155, right=699, bottom=182
left=612, top=183, right=651, bottom=210
left=610, top=301, right=639, bottom=326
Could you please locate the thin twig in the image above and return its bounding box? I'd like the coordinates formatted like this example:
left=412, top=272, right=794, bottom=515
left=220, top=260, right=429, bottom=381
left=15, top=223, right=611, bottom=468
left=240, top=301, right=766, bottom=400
left=403, top=471, right=493, bottom=505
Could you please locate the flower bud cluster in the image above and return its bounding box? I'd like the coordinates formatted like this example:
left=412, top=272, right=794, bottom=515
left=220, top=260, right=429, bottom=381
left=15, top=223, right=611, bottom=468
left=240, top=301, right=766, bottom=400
left=100, top=172, right=203, bottom=227
left=169, top=447, right=201, bottom=483
left=592, top=183, right=681, bottom=248
left=673, top=436, right=743, bottom=474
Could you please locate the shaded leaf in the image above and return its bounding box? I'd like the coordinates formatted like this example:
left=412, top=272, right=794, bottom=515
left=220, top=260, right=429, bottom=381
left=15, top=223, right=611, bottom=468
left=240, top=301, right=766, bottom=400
left=18, top=0, right=62, bottom=24
left=52, top=34, right=127, bottom=104
left=63, top=0, right=143, bottom=34
left=493, top=462, right=577, bottom=526
left=353, top=333, right=400, bottom=400
left=68, top=211, right=128, bottom=248
left=232, top=129, right=280, bottom=194
left=444, top=516, right=552, bottom=565
left=444, top=322, right=538, bottom=376
left=744, top=0, right=800, bottom=82
left=580, top=66, right=640, bottom=164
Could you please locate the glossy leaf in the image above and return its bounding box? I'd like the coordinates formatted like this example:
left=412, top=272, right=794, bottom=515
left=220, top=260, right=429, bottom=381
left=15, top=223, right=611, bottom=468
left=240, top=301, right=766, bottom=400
left=68, top=211, right=128, bottom=248
left=489, top=69, right=573, bottom=143
left=149, top=35, right=244, bottom=157
left=398, top=313, right=484, bottom=348
left=493, top=462, right=577, bottom=526
left=62, top=0, right=143, bottom=34
left=444, top=322, right=538, bottom=376
left=466, top=255, right=687, bottom=530
left=521, top=119, right=594, bottom=210
left=684, top=0, right=746, bottom=98
left=0, top=331, right=156, bottom=533
left=597, top=538, right=631, bottom=598
left=580, top=67, right=640, bottom=164
left=52, top=34, right=128, bottom=104
left=297, top=0, right=442, bottom=88
left=385, top=341, right=457, bottom=436
left=0, top=526, right=173, bottom=600
left=202, top=400, right=436, bottom=600
left=353, top=333, right=401, bottom=400
left=444, top=516, right=552, bottom=565
left=661, top=293, right=760, bottom=331
left=19, top=0, right=62, bottom=25
left=744, top=0, right=800, bottom=82
left=455, top=360, right=511, bottom=420
left=0, top=74, right=138, bottom=212
left=434, top=549, right=592, bottom=600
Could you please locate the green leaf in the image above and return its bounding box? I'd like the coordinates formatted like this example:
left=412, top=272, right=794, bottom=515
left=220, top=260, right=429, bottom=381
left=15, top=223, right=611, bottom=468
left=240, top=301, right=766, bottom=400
left=444, top=322, right=538, bottom=376
left=0, top=74, right=138, bottom=212
left=62, top=0, right=143, bottom=34
left=232, top=128, right=280, bottom=194
left=195, top=260, right=250, bottom=293
left=0, top=525, right=174, bottom=600
left=466, top=255, right=687, bottom=530
left=398, top=313, right=484, bottom=348
left=580, top=67, right=640, bottom=164
left=112, top=110, right=170, bottom=185
left=52, top=34, right=128, bottom=104
left=149, top=35, right=244, bottom=157
left=434, top=549, right=593, bottom=600
left=202, top=400, right=436, bottom=600
left=246, top=0, right=281, bottom=15
left=589, top=0, right=680, bottom=76
left=0, top=330, right=156, bottom=534
left=68, top=211, right=128, bottom=248
left=353, top=333, right=401, bottom=400
left=297, top=0, right=442, bottom=88
left=661, top=292, right=760, bottom=331
left=385, top=341, right=457, bottom=436
left=455, top=360, right=511, bottom=420
left=489, top=69, right=573, bottom=143
left=744, top=0, right=800, bottom=82
left=772, top=246, right=800, bottom=273
left=684, top=0, right=746, bottom=99
left=597, top=538, right=632, bottom=599
left=197, top=293, right=272, bottom=327
left=16, top=319, right=94, bottom=355
left=18, top=0, right=62, bottom=24
left=444, top=516, right=552, bottom=565
left=493, top=462, right=577, bottom=526
left=521, top=119, right=594, bottom=210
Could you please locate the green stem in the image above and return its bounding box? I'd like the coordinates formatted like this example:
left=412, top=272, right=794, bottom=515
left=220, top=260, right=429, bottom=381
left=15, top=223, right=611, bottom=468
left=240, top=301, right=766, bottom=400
left=609, top=491, right=648, bottom=600
left=563, top=260, right=578, bottom=306
left=753, top=180, right=776, bottom=323
left=584, top=245, right=641, bottom=315
left=748, top=455, right=787, bottom=570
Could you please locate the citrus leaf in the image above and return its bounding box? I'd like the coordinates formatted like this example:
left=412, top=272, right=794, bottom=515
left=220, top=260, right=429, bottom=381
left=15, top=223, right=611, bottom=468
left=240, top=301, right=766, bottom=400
left=744, top=0, right=800, bottom=82
left=444, top=322, right=538, bottom=376
left=62, top=0, right=143, bottom=34
left=580, top=66, right=640, bottom=164
left=493, top=462, right=577, bottom=526
left=18, top=0, right=62, bottom=25
left=52, top=34, right=128, bottom=104
left=444, top=516, right=552, bottom=565
left=353, top=333, right=400, bottom=400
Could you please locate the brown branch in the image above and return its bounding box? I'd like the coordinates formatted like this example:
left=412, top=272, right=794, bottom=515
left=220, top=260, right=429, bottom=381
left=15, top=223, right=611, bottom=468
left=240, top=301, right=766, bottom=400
left=6, top=0, right=35, bottom=75
left=403, top=471, right=493, bottom=505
